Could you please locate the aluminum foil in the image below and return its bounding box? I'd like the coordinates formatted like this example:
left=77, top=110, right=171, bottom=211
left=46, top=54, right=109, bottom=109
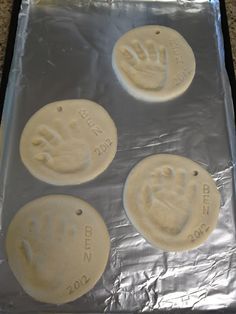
left=0, top=0, right=236, bottom=312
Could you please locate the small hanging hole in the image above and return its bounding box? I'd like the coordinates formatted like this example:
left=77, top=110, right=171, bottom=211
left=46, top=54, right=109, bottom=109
left=193, top=170, right=198, bottom=176
left=57, top=106, right=63, bottom=112
left=76, top=209, right=83, bottom=216
left=155, top=30, right=160, bottom=35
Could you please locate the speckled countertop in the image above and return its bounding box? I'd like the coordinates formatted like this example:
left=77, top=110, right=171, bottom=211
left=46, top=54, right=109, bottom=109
left=225, top=0, right=236, bottom=75
left=0, top=0, right=235, bottom=80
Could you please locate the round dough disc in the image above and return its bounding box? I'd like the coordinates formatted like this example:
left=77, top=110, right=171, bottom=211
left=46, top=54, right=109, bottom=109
left=123, top=154, right=220, bottom=251
left=6, top=195, right=110, bottom=304
left=20, top=99, right=117, bottom=185
left=112, top=25, right=196, bottom=102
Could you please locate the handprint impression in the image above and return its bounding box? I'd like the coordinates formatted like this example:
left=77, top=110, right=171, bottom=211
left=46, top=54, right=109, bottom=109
left=19, top=215, right=77, bottom=289
left=139, top=166, right=197, bottom=236
left=120, top=39, right=167, bottom=90
left=31, top=119, right=91, bottom=174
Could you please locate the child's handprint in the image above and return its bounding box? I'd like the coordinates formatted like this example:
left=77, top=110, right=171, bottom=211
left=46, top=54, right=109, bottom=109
left=19, top=214, right=78, bottom=289
left=31, top=119, right=91, bottom=174
left=139, top=166, right=197, bottom=235
left=120, top=39, right=167, bottom=90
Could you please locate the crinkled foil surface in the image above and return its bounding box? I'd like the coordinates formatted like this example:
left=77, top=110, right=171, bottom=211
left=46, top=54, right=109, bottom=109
left=0, top=0, right=236, bottom=312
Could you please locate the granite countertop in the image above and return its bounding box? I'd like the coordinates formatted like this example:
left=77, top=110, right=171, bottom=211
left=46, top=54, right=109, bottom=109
left=0, top=0, right=235, bottom=80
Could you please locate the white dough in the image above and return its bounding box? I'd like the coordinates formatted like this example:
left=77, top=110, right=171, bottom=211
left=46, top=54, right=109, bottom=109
left=123, top=154, right=220, bottom=251
left=112, top=25, right=196, bottom=102
left=6, top=195, right=110, bottom=304
left=20, top=99, right=117, bottom=185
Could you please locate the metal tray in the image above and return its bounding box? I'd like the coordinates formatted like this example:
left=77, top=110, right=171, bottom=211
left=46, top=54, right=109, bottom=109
left=0, top=0, right=236, bottom=312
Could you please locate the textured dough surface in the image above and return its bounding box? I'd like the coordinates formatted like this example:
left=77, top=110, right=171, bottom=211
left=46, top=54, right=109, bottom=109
left=20, top=99, right=117, bottom=185
left=6, top=195, right=110, bottom=304
left=112, top=25, right=196, bottom=102
left=123, top=154, right=220, bottom=251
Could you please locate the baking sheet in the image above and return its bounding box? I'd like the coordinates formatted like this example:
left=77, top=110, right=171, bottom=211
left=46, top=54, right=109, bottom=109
left=0, top=0, right=236, bottom=312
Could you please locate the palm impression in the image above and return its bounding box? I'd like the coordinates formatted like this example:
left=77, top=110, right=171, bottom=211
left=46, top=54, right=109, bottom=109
left=6, top=195, right=110, bottom=304
left=113, top=25, right=196, bottom=102
left=32, top=119, right=91, bottom=174
left=139, top=166, right=197, bottom=236
left=19, top=213, right=79, bottom=289
left=120, top=40, right=168, bottom=90
left=20, top=100, right=117, bottom=185
left=124, top=154, right=220, bottom=251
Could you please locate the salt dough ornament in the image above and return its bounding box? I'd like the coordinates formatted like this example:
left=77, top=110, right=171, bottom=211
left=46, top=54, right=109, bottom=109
left=112, top=25, right=196, bottom=102
left=6, top=195, right=110, bottom=304
left=123, top=154, right=220, bottom=251
left=20, top=99, right=117, bottom=185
